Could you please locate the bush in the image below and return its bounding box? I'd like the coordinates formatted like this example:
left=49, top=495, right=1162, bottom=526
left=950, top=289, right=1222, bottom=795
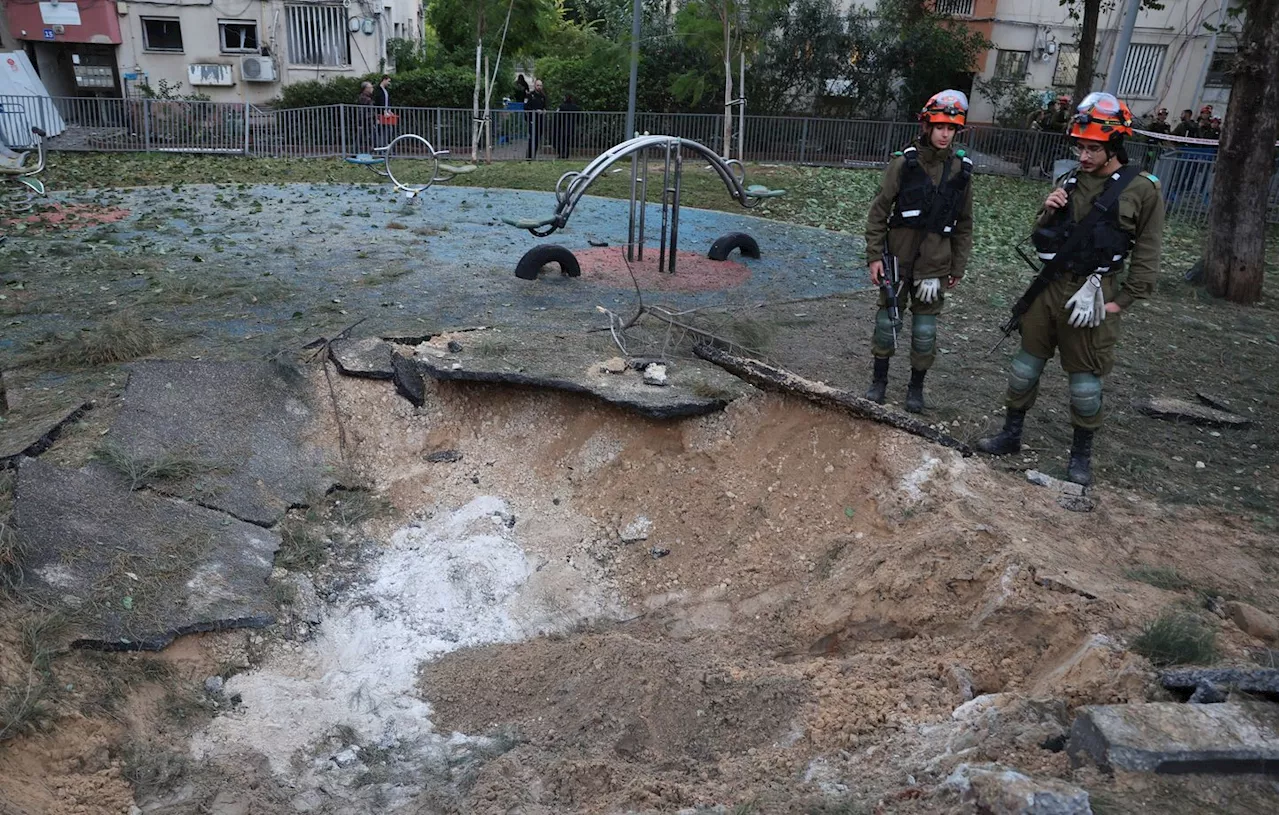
left=277, top=64, right=494, bottom=109
left=975, top=76, right=1044, bottom=129
left=535, top=52, right=629, bottom=111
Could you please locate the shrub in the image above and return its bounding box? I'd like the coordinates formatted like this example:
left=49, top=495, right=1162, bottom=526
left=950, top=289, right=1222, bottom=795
left=276, top=64, right=497, bottom=109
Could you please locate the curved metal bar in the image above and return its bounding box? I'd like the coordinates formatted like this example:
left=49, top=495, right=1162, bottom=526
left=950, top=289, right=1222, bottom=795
left=0, top=126, right=46, bottom=179
left=506, top=135, right=785, bottom=237
left=382, top=134, right=442, bottom=198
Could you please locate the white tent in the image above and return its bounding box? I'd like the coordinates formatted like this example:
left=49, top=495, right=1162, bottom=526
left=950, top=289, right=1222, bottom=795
left=0, top=50, right=67, bottom=147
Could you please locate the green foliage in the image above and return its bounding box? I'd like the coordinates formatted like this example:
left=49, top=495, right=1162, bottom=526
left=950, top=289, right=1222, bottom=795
left=975, top=75, right=1044, bottom=128
left=534, top=37, right=629, bottom=110
left=427, top=0, right=558, bottom=56
left=277, top=65, right=482, bottom=109
left=747, top=0, right=851, bottom=115
left=1132, top=611, right=1217, bottom=667
left=385, top=35, right=451, bottom=73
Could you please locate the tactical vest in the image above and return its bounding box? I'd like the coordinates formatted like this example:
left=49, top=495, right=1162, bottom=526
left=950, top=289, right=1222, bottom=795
left=888, top=145, right=973, bottom=236
left=1032, top=167, right=1140, bottom=276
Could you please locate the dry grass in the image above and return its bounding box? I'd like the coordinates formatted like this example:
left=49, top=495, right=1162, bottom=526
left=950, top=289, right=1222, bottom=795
left=1132, top=611, right=1218, bottom=667
left=21, top=312, right=172, bottom=370
left=92, top=442, right=221, bottom=491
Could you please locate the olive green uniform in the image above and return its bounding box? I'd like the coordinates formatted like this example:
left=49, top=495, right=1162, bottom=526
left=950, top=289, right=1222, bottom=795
left=1047, top=107, right=1072, bottom=132
left=1004, top=167, right=1165, bottom=429
left=864, top=139, right=974, bottom=370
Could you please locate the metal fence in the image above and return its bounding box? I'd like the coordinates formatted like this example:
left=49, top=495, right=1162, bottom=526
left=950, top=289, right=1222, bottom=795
left=2, top=94, right=1274, bottom=226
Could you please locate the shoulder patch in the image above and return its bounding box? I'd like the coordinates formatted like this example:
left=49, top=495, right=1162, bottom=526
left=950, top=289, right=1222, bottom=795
left=1142, top=172, right=1160, bottom=187
left=893, top=150, right=904, bottom=156
left=955, top=148, right=966, bottom=158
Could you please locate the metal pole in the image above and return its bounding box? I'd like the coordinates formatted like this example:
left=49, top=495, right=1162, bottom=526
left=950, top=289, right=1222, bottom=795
left=625, top=0, right=641, bottom=140
left=637, top=146, right=649, bottom=260
left=737, top=52, right=744, bottom=162
left=668, top=148, right=682, bottom=273
left=658, top=140, right=671, bottom=274
left=1192, top=0, right=1231, bottom=112
left=1103, top=0, right=1142, bottom=95
left=627, top=152, right=638, bottom=261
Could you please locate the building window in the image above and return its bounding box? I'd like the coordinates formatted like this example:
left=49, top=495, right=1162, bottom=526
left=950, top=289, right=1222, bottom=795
left=994, top=49, right=1030, bottom=80
left=1052, top=45, right=1078, bottom=86
left=286, top=4, right=351, bottom=67
left=1117, top=42, right=1166, bottom=98
left=934, top=0, right=975, bottom=16
left=1205, top=49, right=1235, bottom=88
left=219, top=20, right=260, bottom=53
left=141, top=18, right=184, bottom=52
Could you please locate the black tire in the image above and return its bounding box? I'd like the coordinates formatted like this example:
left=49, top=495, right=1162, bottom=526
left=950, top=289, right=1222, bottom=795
left=708, top=232, right=761, bottom=261
left=514, top=244, right=581, bottom=280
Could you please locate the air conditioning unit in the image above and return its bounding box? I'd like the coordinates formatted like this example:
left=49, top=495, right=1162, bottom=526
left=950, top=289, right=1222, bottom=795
left=240, top=55, right=278, bottom=83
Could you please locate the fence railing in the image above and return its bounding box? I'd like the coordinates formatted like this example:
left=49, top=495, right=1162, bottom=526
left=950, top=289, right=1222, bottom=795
left=1, top=95, right=1274, bottom=227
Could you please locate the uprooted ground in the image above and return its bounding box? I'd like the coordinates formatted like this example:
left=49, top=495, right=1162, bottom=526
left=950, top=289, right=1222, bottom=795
left=0, top=156, right=1276, bottom=814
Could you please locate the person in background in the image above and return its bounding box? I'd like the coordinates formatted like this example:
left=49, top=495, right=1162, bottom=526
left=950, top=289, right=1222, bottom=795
left=355, top=81, right=376, bottom=153
left=1172, top=109, right=1198, bottom=139
left=525, top=79, right=547, bottom=160
left=374, top=75, right=394, bottom=147
left=1206, top=116, right=1222, bottom=140
left=514, top=74, right=530, bottom=104
left=1145, top=108, right=1170, bottom=135
left=555, top=94, right=582, bottom=160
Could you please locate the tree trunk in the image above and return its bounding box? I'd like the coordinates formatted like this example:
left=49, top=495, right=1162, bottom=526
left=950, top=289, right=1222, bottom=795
left=1072, top=0, right=1101, bottom=108
left=722, top=11, right=733, bottom=159
left=472, top=38, right=482, bottom=162
left=1204, top=0, right=1278, bottom=304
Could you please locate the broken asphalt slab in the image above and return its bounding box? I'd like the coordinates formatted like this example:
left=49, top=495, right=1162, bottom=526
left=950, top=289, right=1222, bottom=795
left=13, top=457, right=281, bottom=651
left=943, top=763, right=1091, bottom=815
left=1068, top=702, right=1278, bottom=775
left=107, top=360, right=337, bottom=526
left=0, top=396, right=90, bottom=468
left=328, top=337, right=395, bottom=380
left=408, top=329, right=754, bottom=419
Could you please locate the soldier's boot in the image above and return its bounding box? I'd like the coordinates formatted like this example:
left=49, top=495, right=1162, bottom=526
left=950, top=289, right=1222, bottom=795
left=904, top=368, right=927, bottom=413
left=1067, top=427, right=1095, bottom=487
left=976, top=408, right=1026, bottom=455
left=865, top=358, right=889, bottom=404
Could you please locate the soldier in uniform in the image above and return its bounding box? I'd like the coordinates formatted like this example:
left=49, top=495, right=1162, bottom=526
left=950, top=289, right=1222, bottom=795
left=1145, top=107, right=1171, bottom=135
left=1048, top=95, right=1073, bottom=131
left=977, top=92, right=1165, bottom=486
left=863, top=89, right=975, bottom=413
left=1172, top=109, right=1198, bottom=138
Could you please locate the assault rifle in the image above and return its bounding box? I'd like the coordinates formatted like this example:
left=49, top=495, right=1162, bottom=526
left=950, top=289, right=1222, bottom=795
left=985, top=242, right=1048, bottom=356
left=879, top=245, right=903, bottom=350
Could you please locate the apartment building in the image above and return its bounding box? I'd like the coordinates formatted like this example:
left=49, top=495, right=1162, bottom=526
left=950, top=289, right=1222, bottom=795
left=1, top=0, right=424, bottom=104
left=847, top=0, right=1239, bottom=124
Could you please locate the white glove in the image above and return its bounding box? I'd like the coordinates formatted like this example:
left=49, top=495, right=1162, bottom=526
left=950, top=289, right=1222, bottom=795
left=1065, top=274, right=1106, bottom=328
left=914, top=277, right=941, bottom=304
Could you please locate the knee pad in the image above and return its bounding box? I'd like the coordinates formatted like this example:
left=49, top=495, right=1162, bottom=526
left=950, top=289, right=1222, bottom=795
left=873, top=308, right=897, bottom=350
left=911, top=313, right=937, bottom=356
left=1008, top=350, right=1047, bottom=396
left=1069, top=372, right=1103, bottom=418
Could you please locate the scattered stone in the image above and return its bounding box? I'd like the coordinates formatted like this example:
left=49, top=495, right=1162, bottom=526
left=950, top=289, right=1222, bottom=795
left=620, top=516, right=652, bottom=543
left=425, top=449, right=463, bottom=464
left=600, top=357, right=628, bottom=374
left=1032, top=568, right=1098, bottom=599
left=1068, top=702, right=1279, bottom=774
left=649, top=546, right=670, bottom=559
left=643, top=363, right=669, bottom=387
left=13, top=457, right=281, bottom=650
left=1160, top=668, right=1278, bottom=701
left=391, top=352, right=426, bottom=407
left=1132, top=396, right=1249, bottom=427
left=1195, top=391, right=1233, bottom=412
left=1057, top=495, right=1096, bottom=513
left=446, top=340, right=464, bottom=353
left=587, top=239, right=609, bottom=247
left=0, top=397, right=92, bottom=469
left=949, top=664, right=975, bottom=703
left=1224, top=601, right=1278, bottom=643
left=331, top=746, right=359, bottom=768
left=107, top=361, right=335, bottom=526
left=281, top=573, right=324, bottom=626
left=204, top=676, right=225, bottom=696
left=1026, top=470, right=1086, bottom=496
left=943, top=763, right=1091, bottom=815
left=328, top=337, right=394, bottom=380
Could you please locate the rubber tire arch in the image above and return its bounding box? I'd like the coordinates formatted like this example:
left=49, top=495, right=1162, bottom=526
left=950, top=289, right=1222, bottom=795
left=514, top=244, right=582, bottom=280
left=707, top=232, right=760, bottom=262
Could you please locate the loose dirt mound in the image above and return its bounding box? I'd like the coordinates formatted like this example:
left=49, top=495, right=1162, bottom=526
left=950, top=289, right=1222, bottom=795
left=0, top=370, right=1274, bottom=814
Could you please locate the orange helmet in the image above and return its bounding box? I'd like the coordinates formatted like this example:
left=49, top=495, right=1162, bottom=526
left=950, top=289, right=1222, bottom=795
left=1068, top=92, right=1133, bottom=142
left=1057, top=94, right=1072, bottom=105
left=920, top=89, right=969, bottom=127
